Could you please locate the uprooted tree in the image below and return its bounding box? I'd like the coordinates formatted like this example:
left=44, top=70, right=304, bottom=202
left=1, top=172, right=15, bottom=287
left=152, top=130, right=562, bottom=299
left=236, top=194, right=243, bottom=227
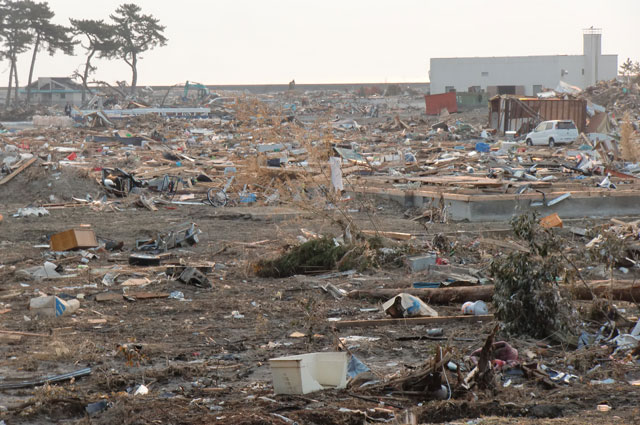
left=109, top=3, right=167, bottom=95
left=491, top=212, right=578, bottom=341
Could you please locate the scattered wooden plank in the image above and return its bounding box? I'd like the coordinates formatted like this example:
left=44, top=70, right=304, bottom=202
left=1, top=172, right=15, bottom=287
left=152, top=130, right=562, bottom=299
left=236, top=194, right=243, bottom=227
left=333, top=315, right=494, bottom=329
left=127, top=292, right=169, bottom=300
left=0, top=156, right=37, bottom=186
left=361, top=230, right=412, bottom=241
left=407, top=175, right=504, bottom=188
left=139, top=196, right=158, bottom=211
left=41, top=202, right=90, bottom=209
left=0, top=329, right=49, bottom=337
left=95, top=291, right=169, bottom=301
left=95, top=293, right=124, bottom=302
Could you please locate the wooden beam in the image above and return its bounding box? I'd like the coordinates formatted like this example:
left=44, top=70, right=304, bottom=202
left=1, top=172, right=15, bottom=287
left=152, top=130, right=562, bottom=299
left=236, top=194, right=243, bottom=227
left=0, top=156, right=37, bottom=186
left=333, top=315, right=494, bottom=329
left=0, top=329, right=48, bottom=337
left=128, top=292, right=169, bottom=299
left=361, top=230, right=412, bottom=240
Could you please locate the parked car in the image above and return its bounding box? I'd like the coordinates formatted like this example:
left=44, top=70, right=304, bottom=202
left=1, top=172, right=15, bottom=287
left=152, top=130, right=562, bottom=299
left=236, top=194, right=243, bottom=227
left=525, top=120, right=578, bottom=147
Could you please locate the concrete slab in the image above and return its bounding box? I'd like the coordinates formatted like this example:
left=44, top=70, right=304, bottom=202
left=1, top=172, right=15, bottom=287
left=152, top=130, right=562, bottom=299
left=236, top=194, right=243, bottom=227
left=406, top=253, right=438, bottom=272
left=349, top=186, right=640, bottom=222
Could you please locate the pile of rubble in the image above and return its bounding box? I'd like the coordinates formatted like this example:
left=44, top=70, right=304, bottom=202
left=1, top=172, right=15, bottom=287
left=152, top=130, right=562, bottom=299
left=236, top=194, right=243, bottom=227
left=581, top=78, right=640, bottom=118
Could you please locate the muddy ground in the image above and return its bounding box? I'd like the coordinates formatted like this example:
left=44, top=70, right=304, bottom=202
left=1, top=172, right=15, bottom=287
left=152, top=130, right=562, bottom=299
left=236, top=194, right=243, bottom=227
left=1, top=167, right=640, bottom=425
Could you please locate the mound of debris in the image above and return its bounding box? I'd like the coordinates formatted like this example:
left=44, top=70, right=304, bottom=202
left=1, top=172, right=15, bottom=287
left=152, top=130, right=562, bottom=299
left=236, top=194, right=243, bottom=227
left=581, top=78, right=640, bottom=118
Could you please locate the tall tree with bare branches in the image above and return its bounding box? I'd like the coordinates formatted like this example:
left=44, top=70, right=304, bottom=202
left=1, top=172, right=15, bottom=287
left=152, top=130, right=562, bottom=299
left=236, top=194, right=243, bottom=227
left=110, top=3, right=167, bottom=95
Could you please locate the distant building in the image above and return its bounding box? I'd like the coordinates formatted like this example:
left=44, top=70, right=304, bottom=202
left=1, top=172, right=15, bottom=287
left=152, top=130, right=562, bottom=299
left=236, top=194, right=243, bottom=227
left=21, top=77, right=84, bottom=106
left=429, top=28, right=617, bottom=96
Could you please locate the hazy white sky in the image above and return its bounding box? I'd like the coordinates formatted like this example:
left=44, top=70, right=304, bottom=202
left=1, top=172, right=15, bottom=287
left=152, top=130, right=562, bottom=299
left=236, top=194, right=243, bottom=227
left=8, top=0, right=640, bottom=86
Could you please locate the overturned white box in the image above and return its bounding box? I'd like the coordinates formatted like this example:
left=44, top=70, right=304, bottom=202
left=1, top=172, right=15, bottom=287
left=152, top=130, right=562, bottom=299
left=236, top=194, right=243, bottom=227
left=269, top=352, right=347, bottom=395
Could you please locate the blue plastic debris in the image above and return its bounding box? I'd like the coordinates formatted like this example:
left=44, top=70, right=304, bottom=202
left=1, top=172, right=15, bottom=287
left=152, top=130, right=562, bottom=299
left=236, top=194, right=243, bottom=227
left=475, top=142, right=490, bottom=153
left=347, top=355, right=370, bottom=378
left=239, top=193, right=257, bottom=203
left=413, top=282, right=440, bottom=289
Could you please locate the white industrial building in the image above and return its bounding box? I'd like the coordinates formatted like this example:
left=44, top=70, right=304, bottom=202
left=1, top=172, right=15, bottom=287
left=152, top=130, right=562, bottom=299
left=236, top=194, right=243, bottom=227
left=429, top=29, right=617, bottom=96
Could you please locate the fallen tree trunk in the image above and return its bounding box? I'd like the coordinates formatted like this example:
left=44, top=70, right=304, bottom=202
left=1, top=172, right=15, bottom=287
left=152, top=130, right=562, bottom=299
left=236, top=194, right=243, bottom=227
left=349, top=285, right=494, bottom=304
left=571, top=281, right=640, bottom=303
left=349, top=281, right=640, bottom=304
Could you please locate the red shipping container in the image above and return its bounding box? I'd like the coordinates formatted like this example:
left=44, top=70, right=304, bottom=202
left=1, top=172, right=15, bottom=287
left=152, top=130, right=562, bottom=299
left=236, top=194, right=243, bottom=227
left=424, top=92, right=458, bottom=115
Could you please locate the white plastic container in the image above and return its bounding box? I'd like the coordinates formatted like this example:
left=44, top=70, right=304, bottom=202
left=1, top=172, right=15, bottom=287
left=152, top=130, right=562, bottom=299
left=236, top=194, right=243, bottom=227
left=269, top=352, right=347, bottom=395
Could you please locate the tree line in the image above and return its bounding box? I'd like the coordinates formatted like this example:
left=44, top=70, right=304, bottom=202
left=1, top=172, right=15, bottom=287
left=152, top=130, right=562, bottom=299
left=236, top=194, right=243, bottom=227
left=0, top=1, right=167, bottom=106
left=620, top=58, right=640, bottom=80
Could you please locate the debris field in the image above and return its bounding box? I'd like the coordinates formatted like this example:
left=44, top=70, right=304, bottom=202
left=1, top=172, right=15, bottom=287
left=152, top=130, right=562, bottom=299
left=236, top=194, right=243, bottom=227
left=1, top=82, right=640, bottom=424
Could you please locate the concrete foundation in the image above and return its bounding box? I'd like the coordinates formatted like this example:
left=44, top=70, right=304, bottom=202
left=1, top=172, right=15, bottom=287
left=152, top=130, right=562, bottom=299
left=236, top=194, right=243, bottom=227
left=349, top=186, right=640, bottom=222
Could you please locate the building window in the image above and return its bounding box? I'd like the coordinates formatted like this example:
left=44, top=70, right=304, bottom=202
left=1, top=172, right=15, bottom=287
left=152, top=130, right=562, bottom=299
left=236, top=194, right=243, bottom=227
left=497, top=85, right=516, bottom=95
left=481, top=71, right=489, bottom=77
left=445, top=86, right=456, bottom=93
left=60, top=93, right=66, bottom=99
left=582, top=68, right=585, bottom=75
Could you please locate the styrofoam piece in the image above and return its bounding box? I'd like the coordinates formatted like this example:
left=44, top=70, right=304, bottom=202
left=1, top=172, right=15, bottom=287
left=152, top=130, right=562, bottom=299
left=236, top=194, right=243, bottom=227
left=269, top=352, right=347, bottom=395
left=461, top=300, right=489, bottom=315
left=29, top=296, right=79, bottom=317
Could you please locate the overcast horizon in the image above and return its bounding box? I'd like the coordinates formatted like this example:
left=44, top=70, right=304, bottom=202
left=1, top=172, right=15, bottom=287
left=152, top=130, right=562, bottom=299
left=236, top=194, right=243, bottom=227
left=5, top=0, right=640, bottom=87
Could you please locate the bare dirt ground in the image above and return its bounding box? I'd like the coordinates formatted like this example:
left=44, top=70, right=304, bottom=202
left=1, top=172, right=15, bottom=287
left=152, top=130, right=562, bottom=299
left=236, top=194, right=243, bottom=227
left=1, top=167, right=640, bottom=425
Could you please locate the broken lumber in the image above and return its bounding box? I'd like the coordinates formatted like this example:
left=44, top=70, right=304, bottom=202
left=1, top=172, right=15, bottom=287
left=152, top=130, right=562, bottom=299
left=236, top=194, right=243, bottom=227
left=333, top=315, right=494, bottom=329
left=349, top=285, right=494, bottom=304
left=127, top=292, right=169, bottom=299
left=361, top=230, right=412, bottom=240
left=0, top=329, right=49, bottom=337
left=0, top=156, right=37, bottom=186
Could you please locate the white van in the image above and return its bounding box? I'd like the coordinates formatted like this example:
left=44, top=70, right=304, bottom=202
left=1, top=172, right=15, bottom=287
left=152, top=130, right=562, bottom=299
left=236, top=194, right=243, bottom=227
left=525, top=120, right=578, bottom=147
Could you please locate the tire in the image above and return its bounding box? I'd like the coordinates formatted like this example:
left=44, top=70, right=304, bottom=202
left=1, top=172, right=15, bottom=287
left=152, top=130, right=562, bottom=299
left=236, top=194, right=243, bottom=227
left=548, top=138, right=555, bottom=147
left=526, top=139, right=532, bottom=146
